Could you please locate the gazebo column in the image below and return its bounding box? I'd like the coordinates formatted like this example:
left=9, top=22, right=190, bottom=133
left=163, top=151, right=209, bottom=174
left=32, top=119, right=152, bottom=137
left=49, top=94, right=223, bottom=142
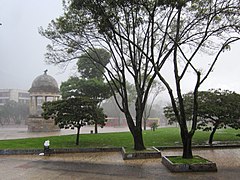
left=29, top=96, right=33, bottom=114
left=31, top=96, right=38, bottom=115
left=35, top=96, right=38, bottom=114
left=42, top=95, right=47, bottom=102
left=53, top=96, right=57, bottom=101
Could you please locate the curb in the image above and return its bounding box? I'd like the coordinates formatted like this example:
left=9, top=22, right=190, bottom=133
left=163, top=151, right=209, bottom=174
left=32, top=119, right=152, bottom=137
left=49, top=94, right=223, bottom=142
left=0, top=147, right=122, bottom=155
left=162, top=155, right=217, bottom=172
left=1, top=144, right=240, bottom=155
left=121, top=147, right=161, bottom=160
left=156, top=144, right=240, bottom=150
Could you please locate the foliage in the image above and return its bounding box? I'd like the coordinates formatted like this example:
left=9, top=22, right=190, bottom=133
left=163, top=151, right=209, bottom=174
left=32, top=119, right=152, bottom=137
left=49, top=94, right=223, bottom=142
left=61, top=77, right=111, bottom=103
left=42, top=97, right=106, bottom=145
left=77, top=48, right=111, bottom=79
left=60, top=48, right=111, bottom=133
left=164, top=89, right=240, bottom=145
left=197, top=90, right=240, bottom=130
left=0, top=101, right=29, bottom=125
left=61, top=48, right=111, bottom=132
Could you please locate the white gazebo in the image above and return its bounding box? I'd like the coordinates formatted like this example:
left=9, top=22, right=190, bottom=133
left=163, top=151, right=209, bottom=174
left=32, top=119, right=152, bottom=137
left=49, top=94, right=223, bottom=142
left=27, top=70, right=60, bottom=132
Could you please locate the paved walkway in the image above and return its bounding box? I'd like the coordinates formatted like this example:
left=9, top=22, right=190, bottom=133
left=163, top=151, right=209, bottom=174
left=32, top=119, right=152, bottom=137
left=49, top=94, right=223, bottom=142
left=0, top=148, right=240, bottom=179
left=0, top=126, right=130, bottom=140
left=1, top=127, right=240, bottom=179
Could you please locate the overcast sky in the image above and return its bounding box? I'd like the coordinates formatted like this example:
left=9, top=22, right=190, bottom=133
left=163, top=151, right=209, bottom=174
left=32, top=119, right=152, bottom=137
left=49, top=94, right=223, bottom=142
left=0, top=0, right=73, bottom=90
left=1, top=0, right=240, bottom=96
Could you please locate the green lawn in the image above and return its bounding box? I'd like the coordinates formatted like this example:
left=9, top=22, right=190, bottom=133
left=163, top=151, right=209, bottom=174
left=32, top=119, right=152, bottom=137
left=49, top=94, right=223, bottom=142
left=0, top=127, right=239, bottom=150
left=167, top=156, right=209, bottom=164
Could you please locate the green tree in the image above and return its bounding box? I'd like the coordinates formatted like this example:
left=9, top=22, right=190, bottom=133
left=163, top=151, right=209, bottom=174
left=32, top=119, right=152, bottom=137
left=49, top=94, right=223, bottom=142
left=42, top=97, right=105, bottom=145
left=61, top=77, right=111, bottom=133
left=40, top=0, right=240, bottom=156
left=164, top=89, right=240, bottom=145
left=77, top=48, right=111, bottom=80
left=61, top=48, right=111, bottom=133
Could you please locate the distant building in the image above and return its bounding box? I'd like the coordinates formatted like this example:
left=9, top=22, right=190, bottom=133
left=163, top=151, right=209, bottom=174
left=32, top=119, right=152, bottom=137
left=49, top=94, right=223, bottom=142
left=0, top=89, right=30, bottom=106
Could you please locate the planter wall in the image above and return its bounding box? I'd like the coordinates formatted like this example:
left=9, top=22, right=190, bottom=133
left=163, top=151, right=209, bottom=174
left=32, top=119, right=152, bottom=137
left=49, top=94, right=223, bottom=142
left=162, top=156, right=217, bottom=172
left=121, top=147, right=161, bottom=160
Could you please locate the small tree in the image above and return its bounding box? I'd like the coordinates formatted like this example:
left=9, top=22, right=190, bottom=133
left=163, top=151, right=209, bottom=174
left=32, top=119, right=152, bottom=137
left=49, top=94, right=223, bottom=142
left=42, top=97, right=106, bottom=145
left=61, top=78, right=111, bottom=133
left=76, top=48, right=112, bottom=133
left=164, top=89, right=240, bottom=145
left=197, top=90, right=240, bottom=145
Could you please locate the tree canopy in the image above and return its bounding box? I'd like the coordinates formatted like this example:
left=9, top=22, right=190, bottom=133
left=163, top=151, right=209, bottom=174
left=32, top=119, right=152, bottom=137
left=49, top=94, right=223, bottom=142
left=60, top=48, right=111, bottom=133
left=77, top=48, right=111, bottom=80
left=164, top=89, right=240, bottom=145
left=42, top=97, right=106, bottom=145
left=61, top=76, right=111, bottom=102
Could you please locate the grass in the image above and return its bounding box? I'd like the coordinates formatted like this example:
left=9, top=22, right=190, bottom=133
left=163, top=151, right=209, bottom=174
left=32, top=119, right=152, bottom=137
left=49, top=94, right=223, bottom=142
left=167, top=156, right=209, bottom=164
left=0, top=127, right=239, bottom=150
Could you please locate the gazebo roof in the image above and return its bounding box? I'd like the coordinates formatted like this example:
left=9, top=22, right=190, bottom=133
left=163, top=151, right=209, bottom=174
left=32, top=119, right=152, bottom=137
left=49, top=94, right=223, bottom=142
left=29, top=70, right=59, bottom=94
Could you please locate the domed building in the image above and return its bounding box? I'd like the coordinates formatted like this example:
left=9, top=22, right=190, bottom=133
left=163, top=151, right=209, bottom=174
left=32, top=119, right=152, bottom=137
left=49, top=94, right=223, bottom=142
left=29, top=70, right=59, bottom=95
left=28, top=70, right=60, bottom=132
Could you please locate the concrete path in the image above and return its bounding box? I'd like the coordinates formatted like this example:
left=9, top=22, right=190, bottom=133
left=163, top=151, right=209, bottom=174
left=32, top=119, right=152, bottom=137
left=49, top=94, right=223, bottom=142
left=0, top=126, right=130, bottom=140
left=0, top=148, right=240, bottom=180
left=1, top=127, right=240, bottom=179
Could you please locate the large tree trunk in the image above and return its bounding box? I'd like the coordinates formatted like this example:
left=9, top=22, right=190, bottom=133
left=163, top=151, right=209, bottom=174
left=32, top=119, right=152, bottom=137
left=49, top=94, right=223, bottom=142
left=181, top=130, right=193, bottom=158
left=76, top=126, right=81, bottom=145
left=125, top=113, right=146, bottom=151
left=132, top=127, right=145, bottom=150
left=209, top=124, right=218, bottom=145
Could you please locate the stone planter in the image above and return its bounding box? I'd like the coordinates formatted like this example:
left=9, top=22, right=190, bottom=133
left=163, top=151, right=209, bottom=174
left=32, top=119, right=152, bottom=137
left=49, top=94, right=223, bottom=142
left=162, top=155, right=217, bottom=172
left=121, top=147, right=161, bottom=160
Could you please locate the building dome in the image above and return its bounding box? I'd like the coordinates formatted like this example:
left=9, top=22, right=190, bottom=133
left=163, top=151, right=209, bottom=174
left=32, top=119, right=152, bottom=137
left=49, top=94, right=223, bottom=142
left=29, top=70, right=59, bottom=94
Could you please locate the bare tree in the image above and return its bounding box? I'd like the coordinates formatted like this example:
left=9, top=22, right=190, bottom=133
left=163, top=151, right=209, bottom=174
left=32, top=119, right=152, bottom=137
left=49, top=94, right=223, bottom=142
left=143, top=80, right=165, bottom=130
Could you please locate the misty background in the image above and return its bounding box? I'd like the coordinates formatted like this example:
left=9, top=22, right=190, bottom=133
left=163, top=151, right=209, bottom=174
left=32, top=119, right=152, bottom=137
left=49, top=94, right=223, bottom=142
left=1, top=0, right=240, bottom=102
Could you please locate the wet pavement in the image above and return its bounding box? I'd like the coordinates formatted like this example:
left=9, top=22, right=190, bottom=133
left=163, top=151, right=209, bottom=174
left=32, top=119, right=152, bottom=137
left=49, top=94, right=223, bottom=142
left=0, top=148, right=240, bottom=180
left=0, top=126, right=130, bottom=140
left=0, top=127, right=240, bottom=179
